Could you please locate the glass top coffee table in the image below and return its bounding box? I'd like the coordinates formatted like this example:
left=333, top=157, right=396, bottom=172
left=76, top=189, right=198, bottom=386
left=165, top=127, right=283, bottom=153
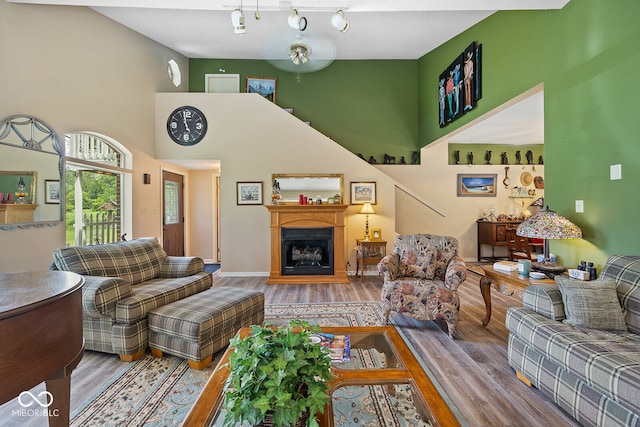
left=184, top=325, right=461, bottom=427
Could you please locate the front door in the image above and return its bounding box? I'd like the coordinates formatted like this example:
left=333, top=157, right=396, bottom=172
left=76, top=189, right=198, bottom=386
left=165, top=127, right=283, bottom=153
left=162, top=170, right=185, bottom=256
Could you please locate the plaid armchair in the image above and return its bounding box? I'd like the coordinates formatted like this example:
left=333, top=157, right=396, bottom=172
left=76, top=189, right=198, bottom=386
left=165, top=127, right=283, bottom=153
left=377, top=234, right=466, bottom=337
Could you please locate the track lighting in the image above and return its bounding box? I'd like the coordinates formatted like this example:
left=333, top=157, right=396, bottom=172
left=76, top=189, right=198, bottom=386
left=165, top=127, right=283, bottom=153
left=231, top=8, right=246, bottom=34
left=288, top=9, right=307, bottom=31
left=331, top=10, right=349, bottom=32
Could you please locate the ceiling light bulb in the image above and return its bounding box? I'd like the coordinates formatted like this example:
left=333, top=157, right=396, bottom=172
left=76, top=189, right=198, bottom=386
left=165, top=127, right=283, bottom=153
left=288, top=9, right=307, bottom=31
left=231, top=9, right=246, bottom=34
left=331, top=10, right=349, bottom=32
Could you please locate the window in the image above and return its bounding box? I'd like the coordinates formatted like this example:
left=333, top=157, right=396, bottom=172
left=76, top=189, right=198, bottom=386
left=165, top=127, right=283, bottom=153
left=65, top=133, right=132, bottom=246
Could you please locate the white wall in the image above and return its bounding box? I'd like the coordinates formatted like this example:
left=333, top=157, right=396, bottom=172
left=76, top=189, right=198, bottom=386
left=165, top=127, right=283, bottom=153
left=155, top=93, right=399, bottom=275
left=0, top=1, right=188, bottom=272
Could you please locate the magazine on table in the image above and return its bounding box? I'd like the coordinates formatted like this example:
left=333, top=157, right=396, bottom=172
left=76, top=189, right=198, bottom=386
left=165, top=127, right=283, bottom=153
left=310, top=333, right=351, bottom=362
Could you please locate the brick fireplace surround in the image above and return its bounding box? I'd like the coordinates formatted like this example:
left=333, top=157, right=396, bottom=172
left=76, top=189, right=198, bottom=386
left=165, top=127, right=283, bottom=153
left=265, top=204, right=349, bottom=284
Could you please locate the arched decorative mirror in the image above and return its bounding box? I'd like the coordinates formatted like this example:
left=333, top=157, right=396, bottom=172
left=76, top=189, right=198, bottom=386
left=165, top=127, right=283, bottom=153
left=272, top=173, right=343, bottom=204
left=0, top=115, right=64, bottom=229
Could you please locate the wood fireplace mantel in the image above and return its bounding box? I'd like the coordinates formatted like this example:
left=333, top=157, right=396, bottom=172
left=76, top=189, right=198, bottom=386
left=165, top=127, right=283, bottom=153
left=266, top=204, right=349, bottom=284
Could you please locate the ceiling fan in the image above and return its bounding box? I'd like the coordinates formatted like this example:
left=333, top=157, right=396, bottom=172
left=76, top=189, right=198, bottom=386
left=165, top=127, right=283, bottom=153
left=264, top=28, right=337, bottom=73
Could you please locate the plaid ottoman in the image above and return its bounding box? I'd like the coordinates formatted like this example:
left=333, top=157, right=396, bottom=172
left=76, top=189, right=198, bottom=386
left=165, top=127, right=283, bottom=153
left=148, top=287, right=264, bottom=370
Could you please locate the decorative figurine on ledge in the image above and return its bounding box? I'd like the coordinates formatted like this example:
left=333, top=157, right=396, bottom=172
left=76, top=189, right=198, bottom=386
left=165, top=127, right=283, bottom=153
left=411, top=151, right=420, bottom=164
left=485, top=150, right=492, bottom=165
left=538, top=155, right=544, bottom=165
left=501, top=152, right=509, bottom=165
left=454, top=150, right=460, bottom=164
left=400, top=156, right=407, bottom=164
left=467, top=151, right=474, bottom=165
left=383, top=153, right=396, bottom=164
left=515, top=150, right=521, bottom=165
left=368, top=156, right=378, bottom=164
left=526, top=150, right=534, bottom=165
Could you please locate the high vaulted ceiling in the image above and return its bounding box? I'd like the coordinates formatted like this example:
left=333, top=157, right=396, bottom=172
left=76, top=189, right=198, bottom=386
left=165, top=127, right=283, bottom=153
left=9, top=0, right=570, bottom=60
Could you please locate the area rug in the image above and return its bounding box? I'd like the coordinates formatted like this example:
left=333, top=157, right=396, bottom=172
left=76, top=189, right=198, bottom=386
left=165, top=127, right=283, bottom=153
left=70, top=302, right=433, bottom=427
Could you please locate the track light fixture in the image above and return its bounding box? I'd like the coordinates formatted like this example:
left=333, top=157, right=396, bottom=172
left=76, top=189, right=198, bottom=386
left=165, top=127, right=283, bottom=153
left=231, top=7, right=246, bottom=34
left=331, top=10, right=349, bottom=32
left=288, top=9, right=307, bottom=31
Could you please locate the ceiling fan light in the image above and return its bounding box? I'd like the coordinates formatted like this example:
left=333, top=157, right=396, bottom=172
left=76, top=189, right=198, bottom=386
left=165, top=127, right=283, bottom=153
left=231, top=9, right=246, bottom=34
left=288, top=9, right=307, bottom=31
left=331, top=10, right=349, bottom=32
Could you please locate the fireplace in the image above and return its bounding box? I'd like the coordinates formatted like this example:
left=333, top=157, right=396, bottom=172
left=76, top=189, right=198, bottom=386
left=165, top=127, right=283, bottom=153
left=266, top=204, right=349, bottom=284
left=281, top=227, right=333, bottom=276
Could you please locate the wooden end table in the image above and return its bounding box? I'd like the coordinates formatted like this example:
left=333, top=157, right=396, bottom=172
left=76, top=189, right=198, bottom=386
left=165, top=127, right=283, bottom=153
left=356, top=238, right=386, bottom=280
left=469, top=264, right=554, bottom=326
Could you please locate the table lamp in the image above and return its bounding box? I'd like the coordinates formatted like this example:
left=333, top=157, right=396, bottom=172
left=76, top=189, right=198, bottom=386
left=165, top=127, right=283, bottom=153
left=516, top=206, right=582, bottom=274
left=360, top=202, right=375, bottom=241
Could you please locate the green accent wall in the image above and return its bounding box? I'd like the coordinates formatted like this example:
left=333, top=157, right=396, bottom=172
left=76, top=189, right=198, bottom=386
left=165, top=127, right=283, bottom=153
left=189, top=59, right=420, bottom=164
left=418, top=0, right=640, bottom=267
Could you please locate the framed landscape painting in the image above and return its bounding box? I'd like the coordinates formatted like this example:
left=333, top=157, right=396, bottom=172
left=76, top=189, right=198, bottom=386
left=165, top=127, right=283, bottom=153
left=350, top=181, right=376, bottom=204
left=457, top=174, right=496, bottom=197
left=246, top=77, right=276, bottom=103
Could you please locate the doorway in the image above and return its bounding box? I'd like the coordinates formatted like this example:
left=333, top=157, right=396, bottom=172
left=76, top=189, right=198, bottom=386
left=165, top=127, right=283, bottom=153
left=162, top=170, right=185, bottom=256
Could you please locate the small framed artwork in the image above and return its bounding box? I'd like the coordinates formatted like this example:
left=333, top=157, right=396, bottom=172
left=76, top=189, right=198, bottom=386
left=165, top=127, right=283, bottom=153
left=350, top=181, right=376, bottom=204
left=372, top=228, right=381, bottom=240
left=45, top=180, right=61, bottom=204
left=237, top=181, right=263, bottom=205
left=457, top=174, right=497, bottom=197
left=246, top=77, right=277, bottom=103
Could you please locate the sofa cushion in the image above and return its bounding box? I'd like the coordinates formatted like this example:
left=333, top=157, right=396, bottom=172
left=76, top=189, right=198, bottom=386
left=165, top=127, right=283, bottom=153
left=601, top=255, right=640, bottom=334
left=555, top=276, right=627, bottom=331
left=52, top=237, right=166, bottom=285
left=115, top=272, right=212, bottom=323
left=506, top=306, right=640, bottom=415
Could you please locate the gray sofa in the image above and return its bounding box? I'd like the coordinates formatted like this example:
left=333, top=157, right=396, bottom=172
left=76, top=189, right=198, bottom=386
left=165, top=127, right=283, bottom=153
left=50, top=237, right=212, bottom=361
left=506, top=255, right=640, bottom=426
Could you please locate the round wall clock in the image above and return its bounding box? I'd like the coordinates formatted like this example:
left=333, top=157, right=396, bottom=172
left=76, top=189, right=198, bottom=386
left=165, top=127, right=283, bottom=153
left=166, top=106, right=208, bottom=146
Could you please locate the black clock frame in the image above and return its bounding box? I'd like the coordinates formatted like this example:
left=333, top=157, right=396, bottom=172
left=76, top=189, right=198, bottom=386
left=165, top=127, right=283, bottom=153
left=166, top=106, right=208, bottom=146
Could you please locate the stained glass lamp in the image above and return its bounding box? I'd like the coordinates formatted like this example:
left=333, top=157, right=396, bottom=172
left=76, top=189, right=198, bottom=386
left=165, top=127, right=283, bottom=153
left=516, top=206, right=582, bottom=273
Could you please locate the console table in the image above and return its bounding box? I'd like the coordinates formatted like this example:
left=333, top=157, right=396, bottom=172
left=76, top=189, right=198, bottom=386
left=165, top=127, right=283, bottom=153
left=0, top=271, right=84, bottom=427
left=356, top=238, right=386, bottom=280
left=476, top=220, right=521, bottom=261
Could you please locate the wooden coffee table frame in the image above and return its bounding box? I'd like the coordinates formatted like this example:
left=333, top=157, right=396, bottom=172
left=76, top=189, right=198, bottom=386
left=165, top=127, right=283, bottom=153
left=184, top=325, right=461, bottom=427
left=472, top=264, right=554, bottom=326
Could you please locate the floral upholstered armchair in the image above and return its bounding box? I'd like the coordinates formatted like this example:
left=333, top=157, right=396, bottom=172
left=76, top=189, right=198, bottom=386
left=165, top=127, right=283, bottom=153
left=377, top=234, right=467, bottom=337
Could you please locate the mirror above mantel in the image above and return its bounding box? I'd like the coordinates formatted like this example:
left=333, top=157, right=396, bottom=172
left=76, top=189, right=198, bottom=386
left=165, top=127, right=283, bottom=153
left=0, top=115, right=64, bottom=229
left=272, top=173, right=343, bottom=204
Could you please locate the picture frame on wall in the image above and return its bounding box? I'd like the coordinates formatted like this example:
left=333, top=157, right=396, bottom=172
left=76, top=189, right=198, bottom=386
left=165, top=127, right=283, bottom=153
left=246, top=77, right=277, bottom=103
left=236, top=181, right=263, bottom=205
left=457, top=174, right=497, bottom=197
left=439, top=41, right=482, bottom=128
left=350, top=181, right=376, bottom=204
left=45, top=179, right=60, bottom=204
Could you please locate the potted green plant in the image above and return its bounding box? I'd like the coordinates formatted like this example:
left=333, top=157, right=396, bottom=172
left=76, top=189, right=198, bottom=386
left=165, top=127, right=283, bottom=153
left=222, top=320, right=334, bottom=427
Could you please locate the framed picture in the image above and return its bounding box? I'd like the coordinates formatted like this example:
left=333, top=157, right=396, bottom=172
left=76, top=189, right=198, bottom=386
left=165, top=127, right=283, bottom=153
left=45, top=180, right=60, bottom=204
left=372, top=228, right=381, bottom=239
left=237, top=181, right=263, bottom=205
left=457, top=174, right=497, bottom=197
left=350, top=181, right=376, bottom=204
left=246, top=77, right=277, bottom=103
left=205, top=74, right=240, bottom=93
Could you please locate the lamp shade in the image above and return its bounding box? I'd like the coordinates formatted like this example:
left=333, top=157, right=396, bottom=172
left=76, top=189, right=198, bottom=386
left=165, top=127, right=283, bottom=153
left=359, top=202, right=375, bottom=215
left=516, top=207, right=582, bottom=240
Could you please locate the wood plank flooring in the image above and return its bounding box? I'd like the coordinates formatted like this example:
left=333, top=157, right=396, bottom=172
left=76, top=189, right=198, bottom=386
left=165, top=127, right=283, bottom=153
left=0, top=270, right=579, bottom=427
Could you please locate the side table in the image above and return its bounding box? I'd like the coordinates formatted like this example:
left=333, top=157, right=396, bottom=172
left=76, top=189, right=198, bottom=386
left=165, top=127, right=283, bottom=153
left=468, top=264, right=554, bottom=326
left=356, top=239, right=386, bottom=280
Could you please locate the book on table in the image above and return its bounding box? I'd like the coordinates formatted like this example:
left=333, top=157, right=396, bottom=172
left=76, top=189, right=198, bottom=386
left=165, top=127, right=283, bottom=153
left=310, top=333, right=351, bottom=362
left=493, top=261, right=518, bottom=272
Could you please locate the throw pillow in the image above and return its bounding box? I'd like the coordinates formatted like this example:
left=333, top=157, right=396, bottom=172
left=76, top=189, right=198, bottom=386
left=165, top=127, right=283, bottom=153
left=399, top=246, right=437, bottom=279
left=555, top=276, right=627, bottom=331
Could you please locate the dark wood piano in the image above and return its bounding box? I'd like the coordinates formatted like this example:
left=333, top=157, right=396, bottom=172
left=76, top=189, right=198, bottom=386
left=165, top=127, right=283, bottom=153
left=0, top=271, right=84, bottom=427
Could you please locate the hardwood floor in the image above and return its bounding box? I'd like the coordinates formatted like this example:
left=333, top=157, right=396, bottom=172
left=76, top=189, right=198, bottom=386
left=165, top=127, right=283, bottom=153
left=0, top=270, right=579, bottom=427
